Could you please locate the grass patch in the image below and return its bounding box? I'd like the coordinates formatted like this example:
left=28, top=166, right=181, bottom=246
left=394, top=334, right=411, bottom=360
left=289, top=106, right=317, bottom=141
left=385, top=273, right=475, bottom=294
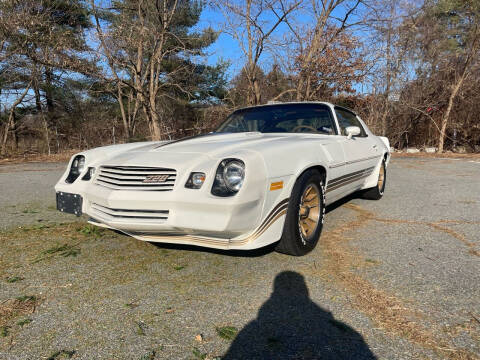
left=0, top=325, right=10, bottom=337
left=77, top=224, right=105, bottom=239
left=139, top=350, right=156, bottom=360
left=192, top=347, right=207, bottom=360
left=135, top=321, right=147, bottom=336
left=216, top=326, right=238, bottom=341
left=6, top=276, right=24, bottom=283
left=46, top=350, right=76, bottom=359
left=17, top=318, right=32, bottom=327
left=22, top=208, right=39, bottom=214
left=19, top=223, right=54, bottom=232
left=16, top=295, right=36, bottom=302
left=32, top=243, right=80, bottom=263
left=125, top=302, right=139, bottom=309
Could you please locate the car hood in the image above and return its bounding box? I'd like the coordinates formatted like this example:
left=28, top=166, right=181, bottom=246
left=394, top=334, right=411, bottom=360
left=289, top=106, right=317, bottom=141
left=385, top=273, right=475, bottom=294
left=98, top=132, right=338, bottom=168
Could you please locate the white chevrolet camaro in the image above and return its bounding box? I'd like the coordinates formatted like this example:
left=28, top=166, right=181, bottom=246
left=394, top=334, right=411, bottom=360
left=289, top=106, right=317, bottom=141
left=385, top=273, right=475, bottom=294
left=55, top=102, right=390, bottom=256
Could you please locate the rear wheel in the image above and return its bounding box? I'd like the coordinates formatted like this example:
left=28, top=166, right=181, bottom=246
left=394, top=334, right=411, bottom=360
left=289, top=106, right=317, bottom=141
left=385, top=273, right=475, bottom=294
left=361, top=159, right=386, bottom=200
left=275, top=170, right=325, bottom=256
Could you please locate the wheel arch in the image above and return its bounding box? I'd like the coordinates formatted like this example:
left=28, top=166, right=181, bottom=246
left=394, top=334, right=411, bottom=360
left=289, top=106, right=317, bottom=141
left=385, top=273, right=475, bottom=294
left=294, top=164, right=327, bottom=187
left=383, top=151, right=390, bottom=166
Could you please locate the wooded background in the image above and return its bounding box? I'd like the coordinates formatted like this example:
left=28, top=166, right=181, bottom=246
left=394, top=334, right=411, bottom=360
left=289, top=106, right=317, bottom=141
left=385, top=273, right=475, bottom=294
left=1, top=0, right=479, bottom=156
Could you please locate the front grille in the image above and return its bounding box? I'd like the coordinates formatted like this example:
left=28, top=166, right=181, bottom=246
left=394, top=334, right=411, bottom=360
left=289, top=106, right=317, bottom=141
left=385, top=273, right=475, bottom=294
left=95, top=165, right=176, bottom=191
left=91, top=203, right=169, bottom=222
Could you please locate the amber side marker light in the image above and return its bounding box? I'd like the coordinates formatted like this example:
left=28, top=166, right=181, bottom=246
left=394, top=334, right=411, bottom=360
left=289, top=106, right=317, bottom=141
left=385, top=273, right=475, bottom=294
left=270, top=181, right=283, bottom=191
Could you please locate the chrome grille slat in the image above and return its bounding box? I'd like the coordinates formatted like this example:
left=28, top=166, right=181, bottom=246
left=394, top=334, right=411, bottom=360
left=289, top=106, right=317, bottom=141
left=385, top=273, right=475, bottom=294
left=91, top=203, right=169, bottom=222
left=96, top=179, right=173, bottom=188
left=97, top=176, right=174, bottom=186
left=98, top=171, right=176, bottom=180
left=101, top=169, right=177, bottom=176
left=101, top=167, right=176, bottom=174
left=95, top=165, right=176, bottom=191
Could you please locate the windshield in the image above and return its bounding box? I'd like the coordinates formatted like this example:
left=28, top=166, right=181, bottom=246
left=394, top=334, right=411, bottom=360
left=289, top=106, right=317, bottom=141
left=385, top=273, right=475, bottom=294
left=215, top=104, right=337, bottom=135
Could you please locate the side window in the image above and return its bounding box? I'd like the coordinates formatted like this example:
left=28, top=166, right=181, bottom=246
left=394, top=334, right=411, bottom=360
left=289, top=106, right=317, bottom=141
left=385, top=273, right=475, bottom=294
left=272, top=107, right=337, bottom=135
left=334, top=108, right=367, bottom=137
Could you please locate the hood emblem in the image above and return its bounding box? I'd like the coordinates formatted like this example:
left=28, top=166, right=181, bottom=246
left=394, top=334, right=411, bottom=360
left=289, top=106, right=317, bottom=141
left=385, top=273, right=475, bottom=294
left=143, top=175, right=170, bottom=183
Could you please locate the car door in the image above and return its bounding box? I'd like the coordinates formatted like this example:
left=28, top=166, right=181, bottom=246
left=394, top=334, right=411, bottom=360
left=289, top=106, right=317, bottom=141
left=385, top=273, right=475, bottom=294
left=333, top=107, right=380, bottom=193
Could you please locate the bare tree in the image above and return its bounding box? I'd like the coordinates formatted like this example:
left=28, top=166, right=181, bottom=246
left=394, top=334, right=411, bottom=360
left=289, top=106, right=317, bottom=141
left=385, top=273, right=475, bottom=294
left=213, top=0, right=300, bottom=105
left=0, top=82, right=32, bottom=155
left=284, top=0, right=364, bottom=100
left=406, top=0, right=480, bottom=152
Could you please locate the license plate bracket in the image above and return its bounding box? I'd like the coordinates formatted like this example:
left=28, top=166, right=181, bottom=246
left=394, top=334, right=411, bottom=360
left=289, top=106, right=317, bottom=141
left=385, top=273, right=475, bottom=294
left=56, top=192, right=83, bottom=217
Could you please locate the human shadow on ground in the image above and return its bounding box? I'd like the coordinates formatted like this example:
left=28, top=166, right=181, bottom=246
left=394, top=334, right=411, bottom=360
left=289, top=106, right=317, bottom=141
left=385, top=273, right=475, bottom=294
left=222, top=271, right=376, bottom=360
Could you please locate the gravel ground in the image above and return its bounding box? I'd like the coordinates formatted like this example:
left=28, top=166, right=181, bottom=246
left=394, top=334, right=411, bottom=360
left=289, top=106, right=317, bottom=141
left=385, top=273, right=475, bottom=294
left=0, top=162, right=75, bottom=230
left=0, top=157, right=479, bottom=360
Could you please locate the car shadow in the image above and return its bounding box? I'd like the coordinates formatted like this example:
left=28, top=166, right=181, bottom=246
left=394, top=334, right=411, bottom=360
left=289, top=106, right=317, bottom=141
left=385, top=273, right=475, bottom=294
left=147, top=192, right=363, bottom=257
left=222, top=271, right=376, bottom=360
left=149, top=240, right=276, bottom=258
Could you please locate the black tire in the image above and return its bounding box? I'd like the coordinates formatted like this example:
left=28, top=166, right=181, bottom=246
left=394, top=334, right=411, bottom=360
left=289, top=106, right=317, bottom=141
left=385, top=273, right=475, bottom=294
left=361, top=159, right=386, bottom=200
left=275, top=169, right=325, bottom=256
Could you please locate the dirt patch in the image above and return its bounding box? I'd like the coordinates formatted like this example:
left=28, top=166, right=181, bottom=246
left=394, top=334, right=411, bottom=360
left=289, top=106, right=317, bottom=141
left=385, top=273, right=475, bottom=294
left=0, top=297, right=37, bottom=328
left=316, top=203, right=479, bottom=359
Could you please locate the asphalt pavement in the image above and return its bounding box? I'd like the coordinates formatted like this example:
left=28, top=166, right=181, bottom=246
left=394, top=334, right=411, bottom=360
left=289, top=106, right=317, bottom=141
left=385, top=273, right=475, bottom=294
left=0, top=157, right=478, bottom=359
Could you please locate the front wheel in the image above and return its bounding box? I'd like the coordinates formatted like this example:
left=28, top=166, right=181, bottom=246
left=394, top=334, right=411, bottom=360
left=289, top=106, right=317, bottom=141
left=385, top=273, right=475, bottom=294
left=361, top=159, right=386, bottom=200
left=275, top=170, right=325, bottom=256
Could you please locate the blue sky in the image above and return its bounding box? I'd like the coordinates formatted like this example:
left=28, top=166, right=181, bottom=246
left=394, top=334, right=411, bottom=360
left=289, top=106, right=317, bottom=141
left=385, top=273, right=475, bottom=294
left=196, top=7, right=240, bottom=74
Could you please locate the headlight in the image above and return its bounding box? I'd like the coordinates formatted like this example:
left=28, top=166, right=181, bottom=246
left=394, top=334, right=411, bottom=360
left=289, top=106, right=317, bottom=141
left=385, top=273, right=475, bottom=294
left=65, top=155, right=85, bottom=183
left=212, top=159, right=245, bottom=197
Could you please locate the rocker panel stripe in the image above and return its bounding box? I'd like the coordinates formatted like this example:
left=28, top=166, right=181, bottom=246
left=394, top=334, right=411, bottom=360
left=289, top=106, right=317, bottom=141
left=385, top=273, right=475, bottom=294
left=326, top=167, right=375, bottom=193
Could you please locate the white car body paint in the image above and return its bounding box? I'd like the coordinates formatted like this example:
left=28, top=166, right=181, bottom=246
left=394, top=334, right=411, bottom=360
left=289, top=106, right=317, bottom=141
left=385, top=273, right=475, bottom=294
left=55, top=102, right=390, bottom=250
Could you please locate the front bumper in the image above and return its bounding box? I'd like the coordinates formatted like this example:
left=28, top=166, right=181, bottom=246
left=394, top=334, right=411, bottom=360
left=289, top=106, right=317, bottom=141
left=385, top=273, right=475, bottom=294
left=55, top=181, right=264, bottom=239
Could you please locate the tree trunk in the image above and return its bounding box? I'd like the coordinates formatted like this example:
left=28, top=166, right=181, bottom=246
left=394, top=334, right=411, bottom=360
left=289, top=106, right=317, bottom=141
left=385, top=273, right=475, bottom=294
left=116, top=84, right=131, bottom=141
left=151, top=112, right=162, bottom=140
left=1, top=84, right=31, bottom=156
left=380, top=105, right=389, bottom=138
left=438, top=77, right=465, bottom=153
left=142, top=104, right=162, bottom=141
left=44, top=68, right=55, bottom=114
left=34, top=83, right=51, bottom=154
left=253, top=77, right=261, bottom=105
left=12, top=111, right=18, bottom=151
left=42, top=113, right=51, bottom=155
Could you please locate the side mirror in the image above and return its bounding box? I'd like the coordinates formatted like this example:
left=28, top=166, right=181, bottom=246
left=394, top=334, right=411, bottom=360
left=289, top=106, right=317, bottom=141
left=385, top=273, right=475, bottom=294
left=345, top=126, right=361, bottom=139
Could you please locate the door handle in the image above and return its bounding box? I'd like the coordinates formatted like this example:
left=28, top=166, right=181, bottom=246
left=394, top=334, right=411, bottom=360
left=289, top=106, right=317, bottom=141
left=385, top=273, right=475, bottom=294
left=372, top=145, right=378, bottom=149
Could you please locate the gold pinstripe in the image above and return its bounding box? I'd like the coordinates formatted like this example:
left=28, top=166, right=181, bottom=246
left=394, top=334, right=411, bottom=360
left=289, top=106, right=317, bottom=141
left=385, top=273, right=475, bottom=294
left=130, top=198, right=290, bottom=247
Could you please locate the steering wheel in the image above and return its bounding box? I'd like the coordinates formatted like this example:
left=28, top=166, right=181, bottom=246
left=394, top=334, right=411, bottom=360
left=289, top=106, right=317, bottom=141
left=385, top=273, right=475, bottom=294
left=291, top=125, right=321, bottom=133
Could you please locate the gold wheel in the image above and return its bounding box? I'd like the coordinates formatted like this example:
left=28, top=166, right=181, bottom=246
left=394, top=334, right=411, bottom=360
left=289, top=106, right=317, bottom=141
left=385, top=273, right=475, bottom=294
left=298, top=184, right=321, bottom=242
left=378, top=162, right=385, bottom=190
